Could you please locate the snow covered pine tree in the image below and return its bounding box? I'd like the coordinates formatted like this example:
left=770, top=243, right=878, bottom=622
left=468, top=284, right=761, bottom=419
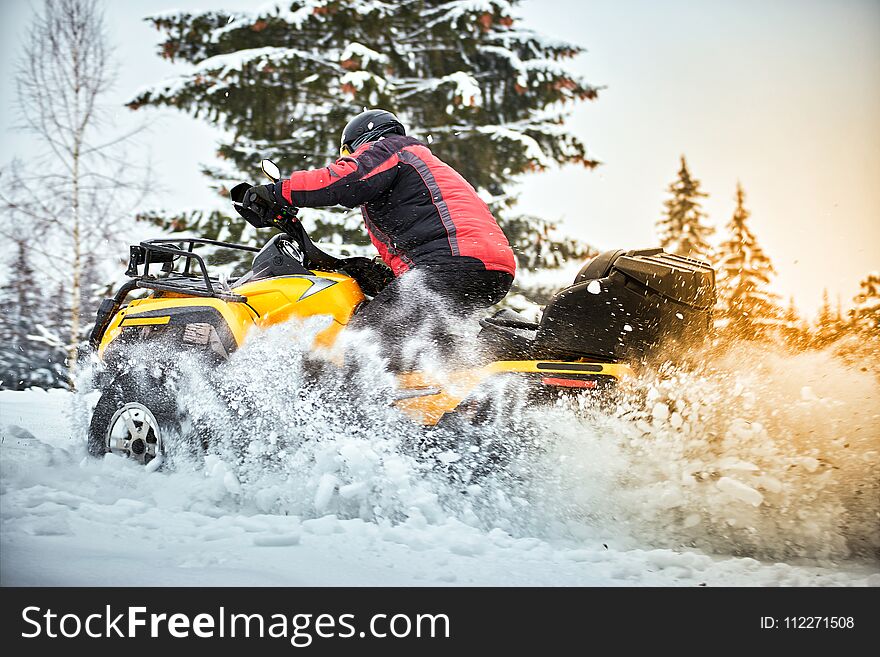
left=657, top=155, right=713, bottom=261
left=127, top=0, right=599, bottom=292
left=812, top=288, right=846, bottom=347
left=715, top=182, right=780, bottom=339
left=779, top=295, right=808, bottom=350
left=0, top=240, right=68, bottom=390
left=850, top=272, right=880, bottom=336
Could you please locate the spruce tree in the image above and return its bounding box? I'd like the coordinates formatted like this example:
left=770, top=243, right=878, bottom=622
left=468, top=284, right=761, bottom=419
left=657, top=155, right=713, bottom=260
left=850, top=272, right=880, bottom=335
left=127, top=0, right=599, bottom=273
left=715, top=182, right=779, bottom=339
left=780, top=295, right=807, bottom=350
left=783, top=296, right=798, bottom=324
left=816, top=289, right=834, bottom=324
left=812, top=288, right=844, bottom=347
left=0, top=241, right=68, bottom=390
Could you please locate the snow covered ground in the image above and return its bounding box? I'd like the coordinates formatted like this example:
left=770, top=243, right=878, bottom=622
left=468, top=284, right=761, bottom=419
left=1, top=337, right=878, bottom=587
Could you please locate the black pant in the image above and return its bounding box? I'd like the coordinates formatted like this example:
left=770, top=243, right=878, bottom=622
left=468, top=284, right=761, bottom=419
left=350, top=268, right=513, bottom=371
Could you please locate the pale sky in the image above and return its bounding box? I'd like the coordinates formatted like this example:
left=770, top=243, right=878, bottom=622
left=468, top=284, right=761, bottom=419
left=1, top=0, right=878, bottom=316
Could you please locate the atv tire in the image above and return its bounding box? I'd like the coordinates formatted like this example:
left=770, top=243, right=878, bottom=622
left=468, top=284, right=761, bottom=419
left=88, top=373, right=182, bottom=466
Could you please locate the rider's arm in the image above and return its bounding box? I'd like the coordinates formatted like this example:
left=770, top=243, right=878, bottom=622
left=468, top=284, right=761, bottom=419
left=280, top=140, right=400, bottom=209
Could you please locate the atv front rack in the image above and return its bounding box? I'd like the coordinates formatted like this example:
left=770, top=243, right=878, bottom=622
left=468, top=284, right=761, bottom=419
left=88, top=238, right=259, bottom=350
left=126, top=238, right=260, bottom=302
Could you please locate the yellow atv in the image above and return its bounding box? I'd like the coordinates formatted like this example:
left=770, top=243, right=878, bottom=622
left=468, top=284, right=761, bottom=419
left=87, top=162, right=715, bottom=466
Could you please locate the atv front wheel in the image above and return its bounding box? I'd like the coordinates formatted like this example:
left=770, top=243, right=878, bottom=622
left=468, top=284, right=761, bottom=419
left=88, top=375, right=181, bottom=466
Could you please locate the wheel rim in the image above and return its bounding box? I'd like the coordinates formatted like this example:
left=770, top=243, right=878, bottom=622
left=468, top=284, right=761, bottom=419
left=105, top=402, right=163, bottom=465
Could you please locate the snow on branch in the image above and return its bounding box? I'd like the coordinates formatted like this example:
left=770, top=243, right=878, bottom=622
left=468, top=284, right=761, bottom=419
left=198, top=0, right=399, bottom=42
left=441, top=71, right=482, bottom=106
left=193, top=46, right=341, bottom=77
left=340, top=42, right=390, bottom=67
left=423, top=0, right=514, bottom=21
left=396, top=71, right=482, bottom=106
left=340, top=71, right=388, bottom=93
left=145, top=9, right=194, bottom=21
left=486, top=28, right=581, bottom=56
left=479, top=44, right=528, bottom=86
left=130, top=46, right=343, bottom=102
left=477, top=125, right=551, bottom=167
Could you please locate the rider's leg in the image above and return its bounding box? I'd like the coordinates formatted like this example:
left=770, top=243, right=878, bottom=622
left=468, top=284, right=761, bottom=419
left=350, top=268, right=513, bottom=371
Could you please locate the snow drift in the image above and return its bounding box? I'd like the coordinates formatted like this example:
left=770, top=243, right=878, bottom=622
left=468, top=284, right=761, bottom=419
left=1, top=322, right=878, bottom=585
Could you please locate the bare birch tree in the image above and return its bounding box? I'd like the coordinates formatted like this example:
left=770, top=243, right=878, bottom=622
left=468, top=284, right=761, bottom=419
left=0, top=0, right=149, bottom=384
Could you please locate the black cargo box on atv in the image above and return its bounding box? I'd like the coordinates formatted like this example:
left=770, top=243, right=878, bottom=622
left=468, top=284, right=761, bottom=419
left=481, top=248, right=716, bottom=362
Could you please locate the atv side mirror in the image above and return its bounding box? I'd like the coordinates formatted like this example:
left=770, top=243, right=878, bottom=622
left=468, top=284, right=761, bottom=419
left=261, top=159, right=281, bottom=183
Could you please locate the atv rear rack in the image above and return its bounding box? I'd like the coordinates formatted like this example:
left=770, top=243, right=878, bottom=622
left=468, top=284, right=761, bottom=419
left=126, top=238, right=260, bottom=302
left=88, top=238, right=260, bottom=350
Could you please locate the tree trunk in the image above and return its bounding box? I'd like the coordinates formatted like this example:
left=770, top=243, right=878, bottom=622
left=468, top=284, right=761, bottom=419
left=69, top=25, right=83, bottom=388
left=70, top=143, right=81, bottom=386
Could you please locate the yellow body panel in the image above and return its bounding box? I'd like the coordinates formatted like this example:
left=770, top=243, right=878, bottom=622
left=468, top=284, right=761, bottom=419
left=99, top=296, right=258, bottom=358
left=98, top=271, right=364, bottom=357
left=233, top=272, right=364, bottom=348
left=393, top=361, right=633, bottom=425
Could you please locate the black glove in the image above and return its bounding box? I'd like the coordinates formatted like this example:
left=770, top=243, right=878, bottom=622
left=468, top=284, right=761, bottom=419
left=339, top=257, right=394, bottom=297
left=240, top=182, right=296, bottom=229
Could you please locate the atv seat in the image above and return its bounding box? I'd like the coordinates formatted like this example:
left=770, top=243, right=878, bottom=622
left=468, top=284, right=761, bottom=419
left=479, top=309, right=539, bottom=359
left=481, top=308, right=539, bottom=331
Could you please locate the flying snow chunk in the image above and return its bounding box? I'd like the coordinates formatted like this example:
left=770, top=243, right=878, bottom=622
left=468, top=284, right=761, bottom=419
left=437, top=450, right=461, bottom=464
left=795, top=456, right=820, bottom=473
left=675, top=312, right=684, bottom=320
left=314, top=473, right=338, bottom=512
left=367, top=121, right=374, bottom=129
left=587, top=280, right=602, bottom=294
left=716, top=476, right=764, bottom=507
left=651, top=402, right=669, bottom=422
left=427, top=134, right=434, bottom=144
left=800, top=386, right=819, bottom=401
left=623, top=324, right=633, bottom=332
left=683, top=514, right=701, bottom=528
left=144, top=455, right=163, bottom=473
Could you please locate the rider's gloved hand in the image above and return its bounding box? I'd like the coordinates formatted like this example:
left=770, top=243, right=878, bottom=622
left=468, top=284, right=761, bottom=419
left=241, top=183, right=295, bottom=228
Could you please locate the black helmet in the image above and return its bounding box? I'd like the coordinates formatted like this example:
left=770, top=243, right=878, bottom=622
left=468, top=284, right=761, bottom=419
left=340, top=109, right=405, bottom=156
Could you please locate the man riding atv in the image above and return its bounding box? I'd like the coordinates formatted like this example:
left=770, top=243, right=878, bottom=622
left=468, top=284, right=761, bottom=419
left=240, top=109, right=516, bottom=369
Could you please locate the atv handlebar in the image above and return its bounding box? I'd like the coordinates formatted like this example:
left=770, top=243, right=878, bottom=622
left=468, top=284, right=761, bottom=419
left=230, top=180, right=343, bottom=272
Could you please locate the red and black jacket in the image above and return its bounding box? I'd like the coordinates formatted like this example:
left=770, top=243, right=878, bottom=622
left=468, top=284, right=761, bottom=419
left=280, top=135, right=516, bottom=277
